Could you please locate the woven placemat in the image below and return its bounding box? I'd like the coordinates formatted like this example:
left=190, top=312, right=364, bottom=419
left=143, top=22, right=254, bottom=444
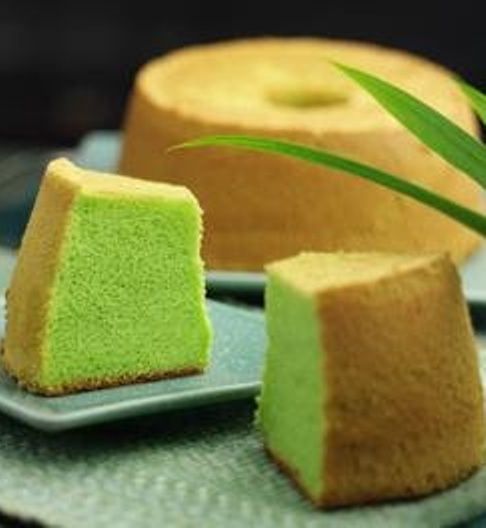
left=0, top=387, right=486, bottom=528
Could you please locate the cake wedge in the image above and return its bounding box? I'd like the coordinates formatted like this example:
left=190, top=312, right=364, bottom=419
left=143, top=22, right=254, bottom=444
left=258, top=252, right=485, bottom=507
left=1, top=158, right=212, bottom=395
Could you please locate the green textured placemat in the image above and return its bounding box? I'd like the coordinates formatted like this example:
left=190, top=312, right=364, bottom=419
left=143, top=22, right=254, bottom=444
left=0, top=341, right=486, bottom=528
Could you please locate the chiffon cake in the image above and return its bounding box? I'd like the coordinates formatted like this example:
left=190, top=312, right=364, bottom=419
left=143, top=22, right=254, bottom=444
left=119, top=38, right=482, bottom=270
left=258, top=252, right=485, bottom=507
left=1, top=158, right=212, bottom=395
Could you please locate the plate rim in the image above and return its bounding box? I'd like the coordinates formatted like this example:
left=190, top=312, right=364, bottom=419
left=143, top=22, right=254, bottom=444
left=0, top=380, right=261, bottom=432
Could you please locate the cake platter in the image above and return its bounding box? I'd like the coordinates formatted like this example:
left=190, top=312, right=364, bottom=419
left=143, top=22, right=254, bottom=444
left=0, top=297, right=265, bottom=432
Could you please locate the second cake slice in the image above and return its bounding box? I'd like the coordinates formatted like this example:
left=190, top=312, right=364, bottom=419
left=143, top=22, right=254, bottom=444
left=2, top=158, right=212, bottom=395
left=258, top=252, right=485, bottom=506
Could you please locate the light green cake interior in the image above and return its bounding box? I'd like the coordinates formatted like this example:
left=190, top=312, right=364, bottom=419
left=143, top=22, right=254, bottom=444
left=258, top=272, right=326, bottom=500
left=40, top=190, right=211, bottom=388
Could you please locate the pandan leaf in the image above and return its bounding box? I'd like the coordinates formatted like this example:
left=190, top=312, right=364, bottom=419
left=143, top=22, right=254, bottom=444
left=171, top=135, right=486, bottom=237
left=459, top=81, right=486, bottom=126
left=334, top=63, right=486, bottom=189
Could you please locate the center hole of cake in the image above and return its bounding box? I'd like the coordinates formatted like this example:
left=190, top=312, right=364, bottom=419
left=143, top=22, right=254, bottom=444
left=267, top=86, right=349, bottom=109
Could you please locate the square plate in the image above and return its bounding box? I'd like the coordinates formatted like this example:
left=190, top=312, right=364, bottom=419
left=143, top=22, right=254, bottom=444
left=76, top=131, right=486, bottom=306
left=0, top=297, right=265, bottom=432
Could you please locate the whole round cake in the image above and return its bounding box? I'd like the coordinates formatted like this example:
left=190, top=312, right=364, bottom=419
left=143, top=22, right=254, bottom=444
left=119, top=38, right=482, bottom=270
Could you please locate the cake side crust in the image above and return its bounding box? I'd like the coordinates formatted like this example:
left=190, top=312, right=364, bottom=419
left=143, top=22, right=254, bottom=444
left=317, top=254, right=485, bottom=505
left=2, top=167, right=80, bottom=384
left=120, top=57, right=482, bottom=270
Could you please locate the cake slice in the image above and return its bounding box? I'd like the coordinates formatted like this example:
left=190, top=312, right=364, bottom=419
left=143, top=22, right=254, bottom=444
left=258, top=252, right=485, bottom=507
left=1, top=158, right=212, bottom=395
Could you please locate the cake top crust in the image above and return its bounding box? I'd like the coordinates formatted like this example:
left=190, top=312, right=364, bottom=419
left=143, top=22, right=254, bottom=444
left=48, top=158, right=195, bottom=202
left=135, top=38, right=471, bottom=134
left=266, top=252, right=451, bottom=296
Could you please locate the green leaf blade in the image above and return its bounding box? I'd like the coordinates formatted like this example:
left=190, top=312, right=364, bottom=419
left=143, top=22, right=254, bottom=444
left=172, top=135, right=486, bottom=237
left=459, top=81, right=486, bottom=126
left=334, top=63, right=486, bottom=189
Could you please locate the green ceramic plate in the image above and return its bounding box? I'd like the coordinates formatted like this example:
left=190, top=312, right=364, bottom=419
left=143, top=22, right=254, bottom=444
left=76, top=131, right=486, bottom=306
left=0, top=297, right=265, bottom=432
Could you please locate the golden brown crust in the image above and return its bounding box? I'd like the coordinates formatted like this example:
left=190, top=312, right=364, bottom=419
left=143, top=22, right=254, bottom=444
left=1, top=343, right=203, bottom=396
left=2, top=172, right=78, bottom=382
left=318, top=254, right=485, bottom=506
